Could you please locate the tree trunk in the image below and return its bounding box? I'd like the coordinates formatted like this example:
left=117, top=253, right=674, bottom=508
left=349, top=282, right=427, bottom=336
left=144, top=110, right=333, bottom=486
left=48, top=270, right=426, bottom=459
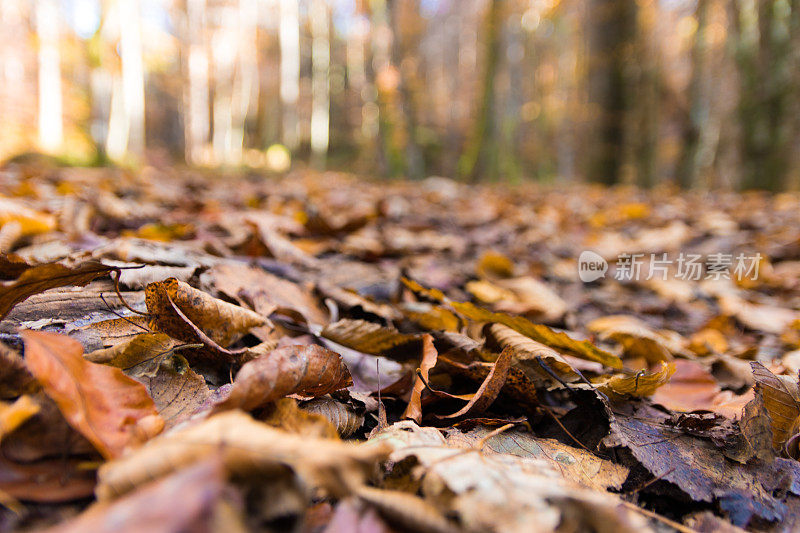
left=35, top=0, right=62, bottom=154
left=458, top=0, right=503, bottom=181
left=585, top=0, right=636, bottom=185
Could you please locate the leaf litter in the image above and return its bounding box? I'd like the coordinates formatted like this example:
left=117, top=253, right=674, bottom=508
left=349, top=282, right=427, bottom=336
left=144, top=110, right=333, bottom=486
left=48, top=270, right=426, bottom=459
left=1, top=166, right=800, bottom=531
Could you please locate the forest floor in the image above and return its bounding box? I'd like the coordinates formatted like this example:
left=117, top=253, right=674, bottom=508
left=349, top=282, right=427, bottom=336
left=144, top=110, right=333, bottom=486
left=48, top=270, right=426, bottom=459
left=2, top=163, right=800, bottom=532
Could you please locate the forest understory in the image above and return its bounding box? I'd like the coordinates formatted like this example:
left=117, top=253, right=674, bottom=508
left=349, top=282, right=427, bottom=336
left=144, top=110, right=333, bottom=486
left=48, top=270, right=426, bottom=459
left=2, top=163, right=800, bottom=532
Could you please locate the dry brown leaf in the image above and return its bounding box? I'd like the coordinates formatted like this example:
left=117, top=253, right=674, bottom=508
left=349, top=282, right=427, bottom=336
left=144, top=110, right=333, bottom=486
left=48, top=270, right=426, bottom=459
left=402, top=278, right=622, bottom=369
left=443, top=425, right=629, bottom=492
left=400, top=302, right=461, bottom=332
left=468, top=277, right=568, bottom=322
left=599, top=363, right=675, bottom=397
left=403, top=334, right=438, bottom=423
left=301, top=396, right=365, bottom=437
left=750, top=361, right=800, bottom=450
left=215, top=344, right=352, bottom=412
left=145, top=277, right=265, bottom=347
left=475, top=250, right=515, bottom=279
left=85, top=333, right=181, bottom=377
left=372, top=421, right=648, bottom=533
left=144, top=362, right=210, bottom=428
left=96, top=410, right=390, bottom=501
left=0, top=260, right=116, bottom=320
left=321, top=318, right=419, bottom=356
left=202, top=263, right=329, bottom=325
left=434, top=346, right=513, bottom=420
left=486, top=323, right=580, bottom=384
left=21, top=330, right=163, bottom=459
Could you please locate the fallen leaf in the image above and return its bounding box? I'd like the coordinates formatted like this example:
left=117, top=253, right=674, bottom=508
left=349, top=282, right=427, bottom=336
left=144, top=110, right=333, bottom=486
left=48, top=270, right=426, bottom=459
left=403, top=278, right=622, bottom=369
left=0, top=260, right=116, bottom=320
left=486, top=323, right=580, bottom=384
left=301, top=396, right=365, bottom=437
left=145, top=277, right=266, bottom=347
left=403, top=334, right=438, bottom=423
left=96, top=411, right=390, bottom=501
left=434, top=346, right=512, bottom=420
left=321, top=318, right=419, bottom=356
left=215, top=344, right=352, bottom=411
left=85, top=333, right=181, bottom=377
left=750, top=361, right=800, bottom=450
left=21, top=330, right=163, bottom=459
left=587, top=315, right=685, bottom=362
left=599, top=363, right=675, bottom=397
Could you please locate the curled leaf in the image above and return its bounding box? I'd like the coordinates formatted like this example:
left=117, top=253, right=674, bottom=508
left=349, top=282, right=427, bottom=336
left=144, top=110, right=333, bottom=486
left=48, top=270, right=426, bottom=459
left=599, top=363, right=676, bottom=398
left=215, top=344, right=352, bottom=412
left=21, top=330, right=163, bottom=459
left=0, top=260, right=115, bottom=320
left=403, top=335, right=438, bottom=423
left=145, top=277, right=265, bottom=347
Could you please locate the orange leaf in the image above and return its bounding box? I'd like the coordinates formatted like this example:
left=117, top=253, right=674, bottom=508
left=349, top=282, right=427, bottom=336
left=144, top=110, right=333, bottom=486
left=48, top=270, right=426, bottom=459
left=403, top=334, right=438, bottom=423
left=21, top=331, right=163, bottom=459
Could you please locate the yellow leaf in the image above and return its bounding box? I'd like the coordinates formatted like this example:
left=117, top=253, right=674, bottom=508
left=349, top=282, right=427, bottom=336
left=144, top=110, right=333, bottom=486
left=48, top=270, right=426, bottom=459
left=321, top=318, right=419, bottom=356
left=0, top=395, right=40, bottom=441
left=599, top=363, right=676, bottom=397
left=403, top=277, right=622, bottom=369
left=0, top=196, right=56, bottom=236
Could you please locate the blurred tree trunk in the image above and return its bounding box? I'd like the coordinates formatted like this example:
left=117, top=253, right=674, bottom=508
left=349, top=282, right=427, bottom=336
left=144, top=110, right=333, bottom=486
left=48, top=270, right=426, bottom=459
left=310, top=0, right=330, bottom=165
left=734, top=0, right=795, bottom=190
left=389, top=0, right=424, bottom=178
left=458, top=0, right=503, bottom=181
left=35, top=0, right=62, bottom=154
left=183, top=0, right=209, bottom=165
left=231, top=0, right=259, bottom=162
left=585, top=0, right=636, bottom=185
left=678, top=0, right=709, bottom=189
left=371, top=0, right=404, bottom=176
left=632, top=0, right=660, bottom=188
left=280, top=0, right=300, bottom=151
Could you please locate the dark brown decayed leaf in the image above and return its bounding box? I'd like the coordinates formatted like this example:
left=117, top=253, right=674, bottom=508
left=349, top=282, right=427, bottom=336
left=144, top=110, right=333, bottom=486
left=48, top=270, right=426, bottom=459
left=21, top=330, right=163, bottom=459
left=0, top=340, right=38, bottom=399
left=750, top=361, right=800, bottom=450
left=403, top=334, right=438, bottom=423
left=0, top=260, right=115, bottom=320
left=215, top=344, right=352, bottom=411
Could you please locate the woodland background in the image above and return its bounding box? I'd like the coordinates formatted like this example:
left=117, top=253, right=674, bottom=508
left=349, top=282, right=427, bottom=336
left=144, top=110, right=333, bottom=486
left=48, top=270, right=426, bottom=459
left=2, top=0, right=800, bottom=189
